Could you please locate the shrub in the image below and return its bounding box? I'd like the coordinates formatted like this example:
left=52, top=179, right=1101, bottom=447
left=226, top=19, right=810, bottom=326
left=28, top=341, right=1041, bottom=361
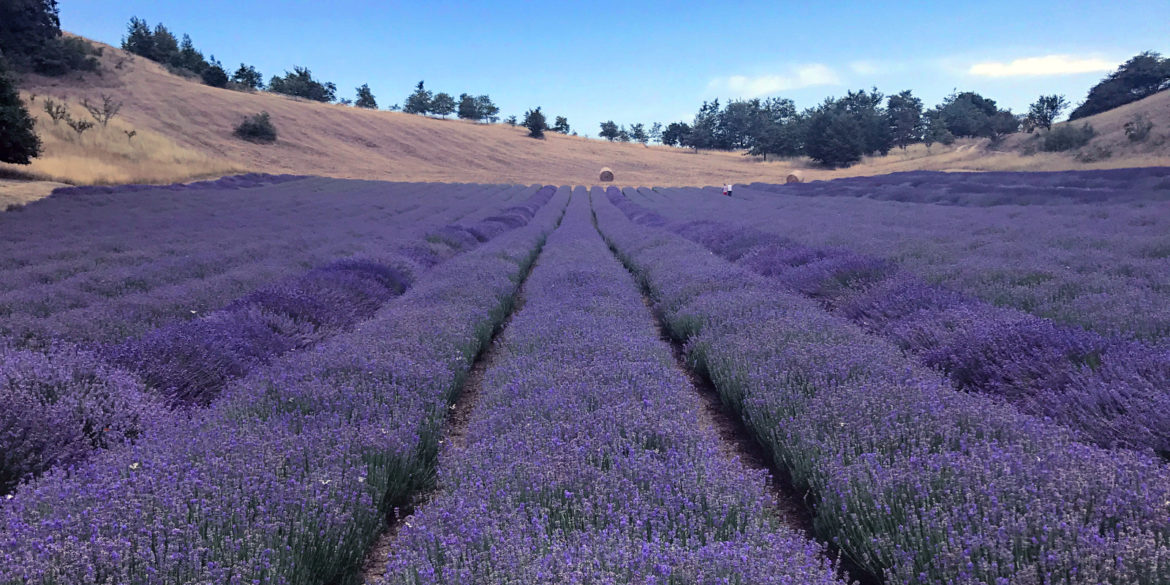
left=1075, top=145, right=1113, bottom=162
left=233, top=112, right=277, bottom=144
left=522, top=107, right=546, bottom=139
left=81, top=94, right=122, bottom=127
left=268, top=67, right=336, bottom=103
left=201, top=61, right=229, bottom=88
left=1041, top=123, right=1095, bottom=152
left=1124, top=113, right=1154, bottom=142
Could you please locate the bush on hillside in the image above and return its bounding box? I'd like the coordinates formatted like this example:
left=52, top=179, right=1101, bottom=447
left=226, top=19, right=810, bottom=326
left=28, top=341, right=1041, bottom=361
left=201, top=59, right=229, bottom=88
left=268, top=67, right=336, bottom=103
left=523, top=107, right=546, bottom=139
left=1041, top=123, right=1095, bottom=152
left=1124, top=113, right=1154, bottom=142
left=233, top=112, right=277, bottom=144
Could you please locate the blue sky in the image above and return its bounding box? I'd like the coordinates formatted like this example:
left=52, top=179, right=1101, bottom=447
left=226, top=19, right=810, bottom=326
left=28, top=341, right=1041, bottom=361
left=60, top=1, right=1166, bottom=137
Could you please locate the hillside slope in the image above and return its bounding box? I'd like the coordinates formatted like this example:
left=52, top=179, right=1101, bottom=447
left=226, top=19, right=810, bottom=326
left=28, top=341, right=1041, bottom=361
left=3, top=35, right=1169, bottom=192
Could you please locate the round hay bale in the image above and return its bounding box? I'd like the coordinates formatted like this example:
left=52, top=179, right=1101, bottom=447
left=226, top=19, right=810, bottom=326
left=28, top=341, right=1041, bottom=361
left=785, top=170, right=804, bottom=184
left=599, top=167, right=615, bottom=182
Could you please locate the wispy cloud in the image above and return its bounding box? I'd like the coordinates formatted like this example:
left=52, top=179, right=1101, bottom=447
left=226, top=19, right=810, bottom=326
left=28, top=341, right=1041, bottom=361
left=968, top=54, right=1116, bottom=77
left=708, top=64, right=840, bottom=98
left=849, top=60, right=882, bottom=75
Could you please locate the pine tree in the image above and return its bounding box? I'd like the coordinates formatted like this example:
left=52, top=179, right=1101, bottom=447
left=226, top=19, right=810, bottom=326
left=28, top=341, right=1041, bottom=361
left=523, top=107, right=546, bottom=138
left=0, top=58, right=42, bottom=164
left=355, top=84, right=377, bottom=109
left=403, top=81, right=432, bottom=115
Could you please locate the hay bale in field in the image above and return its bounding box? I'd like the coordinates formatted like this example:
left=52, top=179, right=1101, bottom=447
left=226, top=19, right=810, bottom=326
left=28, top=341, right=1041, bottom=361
left=785, top=170, right=804, bottom=183
left=599, top=167, right=615, bottom=182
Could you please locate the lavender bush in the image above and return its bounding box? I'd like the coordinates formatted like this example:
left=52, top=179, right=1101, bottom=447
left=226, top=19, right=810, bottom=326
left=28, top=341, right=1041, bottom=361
left=0, top=344, right=162, bottom=495
left=594, top=186, right=1170, bottom=585
left=0, top=179, right=526, bottom=346
left=378, top=188, right=846, bottom=585
left=0, top=187, right=568, bottom=585
left=651, top=175, right=1170, bottom=340
left=610, top=187, right=1170, bottom=456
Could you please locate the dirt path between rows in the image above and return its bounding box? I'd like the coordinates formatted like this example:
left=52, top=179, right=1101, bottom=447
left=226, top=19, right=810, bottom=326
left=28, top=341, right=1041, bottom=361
left=356, top=257, right=540, bottom=584
left=621, top=250, right=876, bottom=585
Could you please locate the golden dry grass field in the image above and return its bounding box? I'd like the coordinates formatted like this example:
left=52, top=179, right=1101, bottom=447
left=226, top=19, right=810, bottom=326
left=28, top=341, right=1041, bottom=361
left=2, top=35, right=1169, bottom=205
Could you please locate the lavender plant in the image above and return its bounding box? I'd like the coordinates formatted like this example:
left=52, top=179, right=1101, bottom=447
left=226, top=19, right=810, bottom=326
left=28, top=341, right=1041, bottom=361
left=378, top=188, right=847, bottom=585
left=612, top=186, right=1170, bottom=456
left=594, top=186, right=1170, bottom=585
left=0, top=188, right=567, bottom=585
left=0, top=178, right=526, bottom=346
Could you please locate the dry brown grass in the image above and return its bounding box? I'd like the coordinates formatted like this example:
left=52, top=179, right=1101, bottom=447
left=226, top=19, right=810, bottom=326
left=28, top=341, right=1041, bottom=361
left=3, top=34, right=1168, bottom=200
left=0, top=91, right=242, bottom=186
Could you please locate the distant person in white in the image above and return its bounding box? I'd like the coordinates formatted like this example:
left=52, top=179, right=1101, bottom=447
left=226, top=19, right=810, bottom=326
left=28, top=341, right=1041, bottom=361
left=722, top=183, right=733, bottom=197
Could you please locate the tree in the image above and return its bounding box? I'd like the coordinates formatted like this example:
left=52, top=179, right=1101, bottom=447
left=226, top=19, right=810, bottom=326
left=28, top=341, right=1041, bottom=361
left=887, top=90, right=924, bottom=149
left=523, top=107, right=546, bottom=138
left=933, top=91, right=1018, bottom=139
left=838, top=89, right=892, bottom=156
left=457, top=93, right=480, bottom=120
left=268, top=67, right=336, bottom=102
left=201, top=57, right=228, bottom=88
left=804, top=102, right=866, bottom=167
left=1, top=1, right=97, bottom=75
left=232, top=64, right=263, bottom=90
left=0, top=57, right=41, bottom=164
left=552, top=116, right=570, bottom=134
left=616, top=126, right=631, bottom=142
left=355, top=84, right=377, bottom=109
left=1023, top=95, right=1068, bottom=132
left=599, top=120, right=620, bottom=141
left=748, top=116, right=805, bottom=160
left=403, top=81, right=432, bottom=115
left=122, top=17, right=154, bottom=59
left=173, top=34, right=207, bottom=74
left=649, top=122, right=663, bottom=144
left=505, top=115, right=517, bottom=126
left=430, top=92, right=456, bottom=117
left=661, top=122, right=690, bottom=147
left=923, top=110, right=955, bottom=147
left=688, top=100, right=720, bottom=149
left=0, top=0, right=61, bottom=69
left=1070, top=51, right=1170, bottom=120
left=150, top=24, right=179, bottom=66
left=629, top=123, right=648, bottom=144
left=475, top=95, right=499, bottom=122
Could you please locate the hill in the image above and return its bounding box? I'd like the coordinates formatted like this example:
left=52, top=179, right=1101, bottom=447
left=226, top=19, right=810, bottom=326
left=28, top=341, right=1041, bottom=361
left=1, top=34, right=1168, bottom=199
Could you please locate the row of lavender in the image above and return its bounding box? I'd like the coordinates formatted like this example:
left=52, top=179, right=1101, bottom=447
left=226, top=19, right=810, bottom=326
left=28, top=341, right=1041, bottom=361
left=0, top=183, right=554, bottom=496
left=0, top=187, right=568, bottom=585
left=657, top=179, right=1170, bottom=340
left=751, top=167, right=1170, bottom=206
left=595, top=186, right=1170, bottom=584
left=621, top=186, right=1170, bottom=456
left=106, top=183, right=554, bottom=407
left=372, top=188, right=845, bottom=584
left=0, top=178, right=518, bottom=347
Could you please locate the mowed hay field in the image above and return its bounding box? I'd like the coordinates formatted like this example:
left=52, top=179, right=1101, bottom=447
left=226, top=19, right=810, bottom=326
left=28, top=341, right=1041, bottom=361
left=3, top=35, right=1169, bottom=200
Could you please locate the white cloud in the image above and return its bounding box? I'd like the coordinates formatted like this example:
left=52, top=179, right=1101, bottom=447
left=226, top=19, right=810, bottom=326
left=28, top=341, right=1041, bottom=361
left=709, top=64, right=840, bottom=97
left=968, top=55, right=1116, bottom=78
left=850, top=60, right=882, bottom=75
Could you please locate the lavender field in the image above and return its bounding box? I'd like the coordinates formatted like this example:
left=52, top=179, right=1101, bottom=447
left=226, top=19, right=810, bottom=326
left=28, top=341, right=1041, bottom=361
left=2, top=170, right=1170, bottom=585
